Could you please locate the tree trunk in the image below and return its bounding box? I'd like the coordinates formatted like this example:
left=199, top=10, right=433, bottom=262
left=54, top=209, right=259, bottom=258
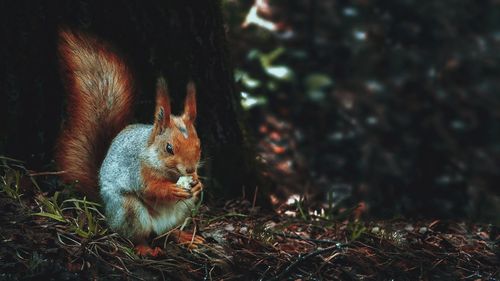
left=0, top=0, right=268, bottom=203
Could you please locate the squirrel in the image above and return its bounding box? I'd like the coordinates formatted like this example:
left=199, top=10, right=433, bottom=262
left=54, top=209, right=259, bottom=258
left=56, top=29, right=204, bottom=256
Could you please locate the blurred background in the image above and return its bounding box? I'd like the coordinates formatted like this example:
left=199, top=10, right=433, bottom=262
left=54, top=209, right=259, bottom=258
left=1, top=0, right=499, bottom=224
left=223, top=0, right=500, bottom=222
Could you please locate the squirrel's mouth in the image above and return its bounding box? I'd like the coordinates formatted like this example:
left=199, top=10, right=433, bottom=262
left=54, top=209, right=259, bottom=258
left=164, top=168, right=181, bottom=182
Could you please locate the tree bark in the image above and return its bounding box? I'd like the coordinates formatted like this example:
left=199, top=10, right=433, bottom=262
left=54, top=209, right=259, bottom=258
left=0, top=0, right=268, bottom=203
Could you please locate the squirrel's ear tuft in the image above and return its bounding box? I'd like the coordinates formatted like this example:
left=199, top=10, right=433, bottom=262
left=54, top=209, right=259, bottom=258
left=153, top=77, right=171, bottom=135
left=183, top=81, right=197, bottom=123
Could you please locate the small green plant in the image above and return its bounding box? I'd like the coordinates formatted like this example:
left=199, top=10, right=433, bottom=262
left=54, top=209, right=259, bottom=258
left=26, top=251, right=46, bottom=274
left=1, top=168, right=23, bottom=202
left=347, top=221, right=366, bottom=241
left=294, top=196, right=309, bottom=221
left=33, top=192, right=107, bottom=239
left=0, top=156, right=108, bottom=240
left=33, top=191, right=67, bottom=223
left=64, top=198, right=107, bottom=238
left=0, top=157, right=26, bottom=204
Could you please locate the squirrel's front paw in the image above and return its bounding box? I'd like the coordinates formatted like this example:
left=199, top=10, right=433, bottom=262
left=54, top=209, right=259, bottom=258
left=171, top=186, right=193, bottom=200
left=190, top=179, right=203, bottom=198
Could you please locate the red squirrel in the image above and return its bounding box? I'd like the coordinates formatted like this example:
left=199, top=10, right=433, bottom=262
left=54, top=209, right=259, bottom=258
left=56, top=29, right=204, bottom=256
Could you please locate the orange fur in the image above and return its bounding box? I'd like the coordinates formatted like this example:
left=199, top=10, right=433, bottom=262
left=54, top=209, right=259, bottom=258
left=183, top=81, right=197, bottom=122
left=141, top=167, right=191, bottom=202
left=56, top=29, right=134, bottom=199
left=150, top=78, right=171, bottom=142
left=169, top=229, right=205, bottom=249
left=147, top=80, right=201, bottom=178
left=156, top=119, right=201, bottom=173
left=134, top=245, right=164, bottom=257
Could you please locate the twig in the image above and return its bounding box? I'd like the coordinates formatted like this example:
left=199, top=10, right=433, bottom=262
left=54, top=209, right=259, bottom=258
left=267, top=244, right=341, bottom=281
left=28, top=170, right=66, bottom=176
left=252, top=185, right=259, bottom=208
left=270, top=230, right=344, bottom=245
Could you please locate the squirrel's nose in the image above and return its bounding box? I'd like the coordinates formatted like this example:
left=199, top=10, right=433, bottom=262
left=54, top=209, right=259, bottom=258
left=186, top=167, right=195, bottom=174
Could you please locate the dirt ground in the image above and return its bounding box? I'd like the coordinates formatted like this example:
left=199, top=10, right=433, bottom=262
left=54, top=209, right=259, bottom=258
left=0, top=161, right=498, bottom=280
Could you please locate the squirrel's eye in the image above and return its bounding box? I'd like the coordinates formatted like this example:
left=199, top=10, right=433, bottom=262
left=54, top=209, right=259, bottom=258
left=166, top=143, right=174, bottom=155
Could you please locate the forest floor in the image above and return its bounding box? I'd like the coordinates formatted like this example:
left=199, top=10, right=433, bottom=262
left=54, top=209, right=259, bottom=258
left=0, top=158, right=498, bottom=281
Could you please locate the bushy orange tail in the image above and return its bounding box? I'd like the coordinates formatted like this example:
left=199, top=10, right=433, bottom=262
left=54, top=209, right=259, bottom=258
left=56, top=29, right=134, bottom=198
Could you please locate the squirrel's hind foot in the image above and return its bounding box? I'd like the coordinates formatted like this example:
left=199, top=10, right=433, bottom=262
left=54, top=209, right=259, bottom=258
left=170, top=229, right=205, bottom=249
left=134, top=244, right=164, bottom=257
